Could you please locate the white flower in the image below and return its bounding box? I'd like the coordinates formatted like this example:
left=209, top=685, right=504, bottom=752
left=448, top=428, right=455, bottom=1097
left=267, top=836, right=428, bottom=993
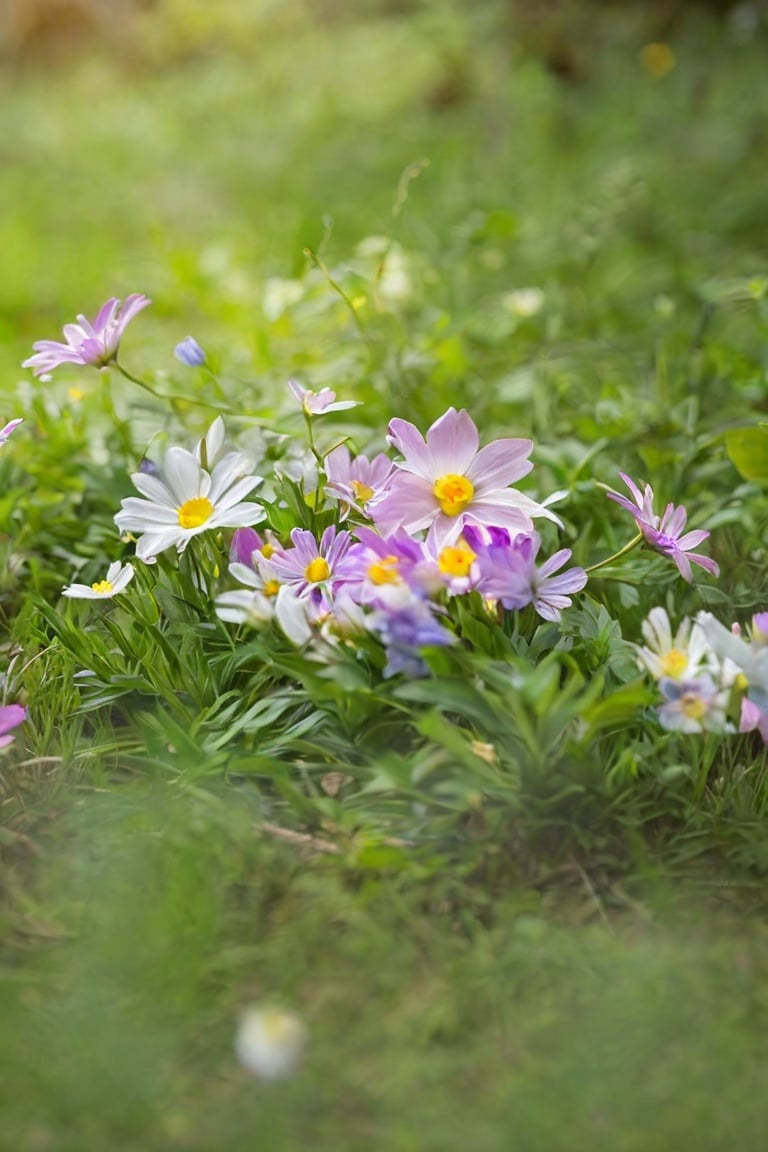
left=115, top=425, right=265, bottom=562
left=698, top=610, right=768, bottom=711
left=658, top=675, right=730, bottom=734
left=215, top=561, right=281, bottom=625
left=235, top=1007, right=307, bottom=1081
left=62, top=561, right=135, bottom=600
left=635, top=607, right=715, bottom=681
left=501, top=288, right=545, bottom=318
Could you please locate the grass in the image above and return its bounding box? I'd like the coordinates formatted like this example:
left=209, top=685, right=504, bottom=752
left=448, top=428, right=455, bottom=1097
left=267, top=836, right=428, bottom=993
left=2, top=0, right=768, bottom=1146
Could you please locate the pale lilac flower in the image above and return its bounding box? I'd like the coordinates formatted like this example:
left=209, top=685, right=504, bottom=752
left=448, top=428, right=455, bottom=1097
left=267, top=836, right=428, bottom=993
left=22, top=295, right=151, bottom=377
left=657, top=675, right=730, bottom=734
left=0, top=704, right=26, bottom=749
left=268, top=526, right=356, bottom=613
left=368, top=593, right=456, bottom=679
left=607, top=473, right=719, bottom=582
left=371, top=407, right=559, bottom=548
left=344, top=528, right=435, bottom=604
left=697, top=611, right=768, bottom=712
left=740, top=698, right=768, bottom=745
left=323, top=444, right=395, bottom=517
left=229, top=526, right=281, bottom=568
left=465, top=527, right=586, bottom=621
left=115, top=423, right=264, bottom=561
left=287, top=379, right=360, bottom=416
left=174, top=336, right=206, bottom=367
left=0, top=418, right=23, bottom=445
left=62, top=561, right=135, bottom=600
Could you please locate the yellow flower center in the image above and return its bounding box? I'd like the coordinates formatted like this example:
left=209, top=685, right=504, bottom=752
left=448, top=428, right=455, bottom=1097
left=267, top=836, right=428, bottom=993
left=264, top=579, right=281, bottom=597
left=177, top=496, right=214, bottom=529
left=438, top=542, right=477, bottom=578
left=433, top=473, right=474, bottom=517
left=659, top=648, right=688, bottom=679
left=351, top=480, right=375, bottom=505
left=368, top=555, right=400, bottom=585
left=681, top=693, right=707, bottom=721
left=305, top=556, right=331, bottom=583
left=260, top=543, right=275, bottom=560
left=90, top=580, right=113, bottom=594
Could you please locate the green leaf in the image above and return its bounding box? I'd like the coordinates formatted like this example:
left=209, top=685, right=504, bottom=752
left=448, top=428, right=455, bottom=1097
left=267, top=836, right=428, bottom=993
left=725, top=425, right=768, bottom=483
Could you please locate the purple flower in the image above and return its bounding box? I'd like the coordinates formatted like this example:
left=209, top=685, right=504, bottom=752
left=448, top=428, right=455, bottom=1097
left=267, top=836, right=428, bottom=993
left=607, top=473, right=719, bottom=583
left=657, top=675, right=729, bottom=733
left=344, top=528, right=434, bottom=604
left=174, top=336, right=206, bottom=367
left=287, top=379, right=360, bottom=415
left=324, top=444, right=395, bottom=517
left=740, top=698, right=768, bottom=745
left=371, top=407, right=559, bottom=548
left=1, top=418, right=23, bottom=445
left=22, top=295, right=151, bottom=378
left=465, top=527, right=587, bottom=621
left=369, top=594, right=456, bottom=679
left=0, top=704, right=26, bottom=749
left=268, top=526, right=356, bottom=613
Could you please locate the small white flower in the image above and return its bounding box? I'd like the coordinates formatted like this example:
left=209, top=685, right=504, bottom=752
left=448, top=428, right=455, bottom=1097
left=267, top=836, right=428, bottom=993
left=635, top=607, right=714, bottom=681
left=62, top=561, right=135, bottom=600
left=215, top=561, right=281, bottom=626
left=235, top=1007, right=307, bottom=1081
left=501, top=288, right=545, bottom=318
left=115, top=420, right=265, bottom=562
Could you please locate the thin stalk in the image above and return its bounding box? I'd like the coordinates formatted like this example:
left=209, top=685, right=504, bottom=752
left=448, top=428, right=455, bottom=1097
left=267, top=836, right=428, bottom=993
left=585, top=533, right=643, bottom=575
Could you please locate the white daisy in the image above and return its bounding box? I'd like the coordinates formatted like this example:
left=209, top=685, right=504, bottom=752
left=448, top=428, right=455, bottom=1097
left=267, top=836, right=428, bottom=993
left=115, top=432, right=265, bottom=562
left=634, top=607, right=714, bottom=681
left=62, top=561, right=135, bottom=600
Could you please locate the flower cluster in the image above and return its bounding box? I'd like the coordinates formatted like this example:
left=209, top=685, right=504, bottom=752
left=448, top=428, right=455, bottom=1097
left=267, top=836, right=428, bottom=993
left=635, top=606, right=768, bottom=742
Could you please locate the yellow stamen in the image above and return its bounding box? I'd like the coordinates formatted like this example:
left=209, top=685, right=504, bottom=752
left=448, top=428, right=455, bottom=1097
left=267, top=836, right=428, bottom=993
left=260, top=543, right=275, bottom=560
left=305, top=556, right=330, bottom=583
left=735, top=672, right=749, bottom=692
left=659, top=648, right=688, bottom=679
left=264, top=579, right=280, bottom=597
left=438, top=542, right=477, bottom=578
left=351, top=480, right=375, bottom=505
left=91, top=580, right=113, bottom=594
left=681, top=693, right=707, bottom=721
left=433, top=473, right=474, bottom=517
left=368, top=555, right=400, bottom=585
left=177, top=496, right=214, bottom=529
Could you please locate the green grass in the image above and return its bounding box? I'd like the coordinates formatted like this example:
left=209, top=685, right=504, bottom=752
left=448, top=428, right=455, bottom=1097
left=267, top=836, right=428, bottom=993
left=3, top=1, right=768, bottom=1146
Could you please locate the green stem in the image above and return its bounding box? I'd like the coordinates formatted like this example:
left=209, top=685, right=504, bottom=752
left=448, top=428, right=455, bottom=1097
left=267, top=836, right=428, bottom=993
left=112, top=361, right=233, bottom=414
left=303, top=247, right=371, bottom=346
left=585, top=533, right=644, bottom=575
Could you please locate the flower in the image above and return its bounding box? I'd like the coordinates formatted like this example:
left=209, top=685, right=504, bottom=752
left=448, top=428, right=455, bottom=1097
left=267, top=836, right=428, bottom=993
left=657, top=675, right=729, bottom=734
left=174, top=336, right=206, bottom=367
left=287, top=379, right=360, bottom=415
left=115, top=422, right=264, bottom=561
left=0, top=704, right=26, bottom=750
left=634, top=607, right=715, bottom=681
left=368, top=592, right=456, bottom=678
left=740, top=698, right=768, bottom=745
left=22, top=295, right=151, bottom=377
left=371, top=407, right=559, bottom=547
left=235, top=1007, right=307, bottom=1081
left=0, top=418, right=23, bottom=445
left=62, top=561, right=135, bottom=600
left=697, top=611, right=768, bottom=712
left=606, top=473, right=719, bottom=582
left=215, top=561, right=282, bottom=626
left=268, top=526, right=355, bottom=613
left=465, top=527, right=587, bottom=621
left=323, top=444, right=395, bottom=517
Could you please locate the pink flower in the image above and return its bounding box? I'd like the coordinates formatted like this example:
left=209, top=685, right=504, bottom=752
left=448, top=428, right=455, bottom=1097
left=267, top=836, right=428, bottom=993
left=324, top=444, right=395, bottom=517
left=268, top=526, right=356, bottom=615
left=0, top=418, right=23, bottom=445
left=0, top=704, right=26, bottom=749
left=607, top=473, right=719, bottom=583
left=22, top=295, right=151, bottom=378
left=464, top=527, right=587, bottom=621
left=287, top=379, right=360, bottom=415
left=740, top=698, right=768, bottom=744
left=371, top=407, right=559, bottom=547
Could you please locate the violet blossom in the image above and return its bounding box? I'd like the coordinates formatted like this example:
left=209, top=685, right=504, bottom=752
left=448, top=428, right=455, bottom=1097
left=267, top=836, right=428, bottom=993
left=268, top=526, right=356, bottom=614
left=323, top=444, right=394, bottom=517
left=368, top=594, right=456, bottom=679
left=607, top=472, right=719, bottom=582
left=465, top=527, right=587, bottom=621
left=0, top=418, right=23, bottom=446
left=287, top=379, right=360, bottom=416
left=22, top=295, right=151, bottom=378
left=0, top=704, right=26, bottom=749
left=174, top=336, right=206, bottom=367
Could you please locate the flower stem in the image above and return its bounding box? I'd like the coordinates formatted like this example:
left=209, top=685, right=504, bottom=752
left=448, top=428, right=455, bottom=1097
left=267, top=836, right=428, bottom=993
left=585, top=533, right=644, bottom=575
left=113, top=361, right=233, bottom=414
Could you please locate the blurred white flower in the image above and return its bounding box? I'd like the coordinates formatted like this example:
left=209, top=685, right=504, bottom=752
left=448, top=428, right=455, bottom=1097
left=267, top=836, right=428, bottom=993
left=235, top=1007, right=307, bottom=1081
left=62, top=561, right=135, bottom=600
left=262, top=278, right=305, bottom=322
left=501, top=288, right=545, bottom=318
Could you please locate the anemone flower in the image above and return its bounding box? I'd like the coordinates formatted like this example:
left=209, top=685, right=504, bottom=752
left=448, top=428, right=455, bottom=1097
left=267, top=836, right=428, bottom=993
left=606, top=473, right=718, bottom=582
left=464, top=527, right=587, bottom=621
left=22, top=295, right=151, bottom=378
left=115, top=423, right=264, bottom=561
left=287, top=379, right=360, bottom=415
left=267, top=526, right=356, bottom=612
left=323, top=444, right=394, bottom=517
left=371, top=407, right=559, bottom=547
